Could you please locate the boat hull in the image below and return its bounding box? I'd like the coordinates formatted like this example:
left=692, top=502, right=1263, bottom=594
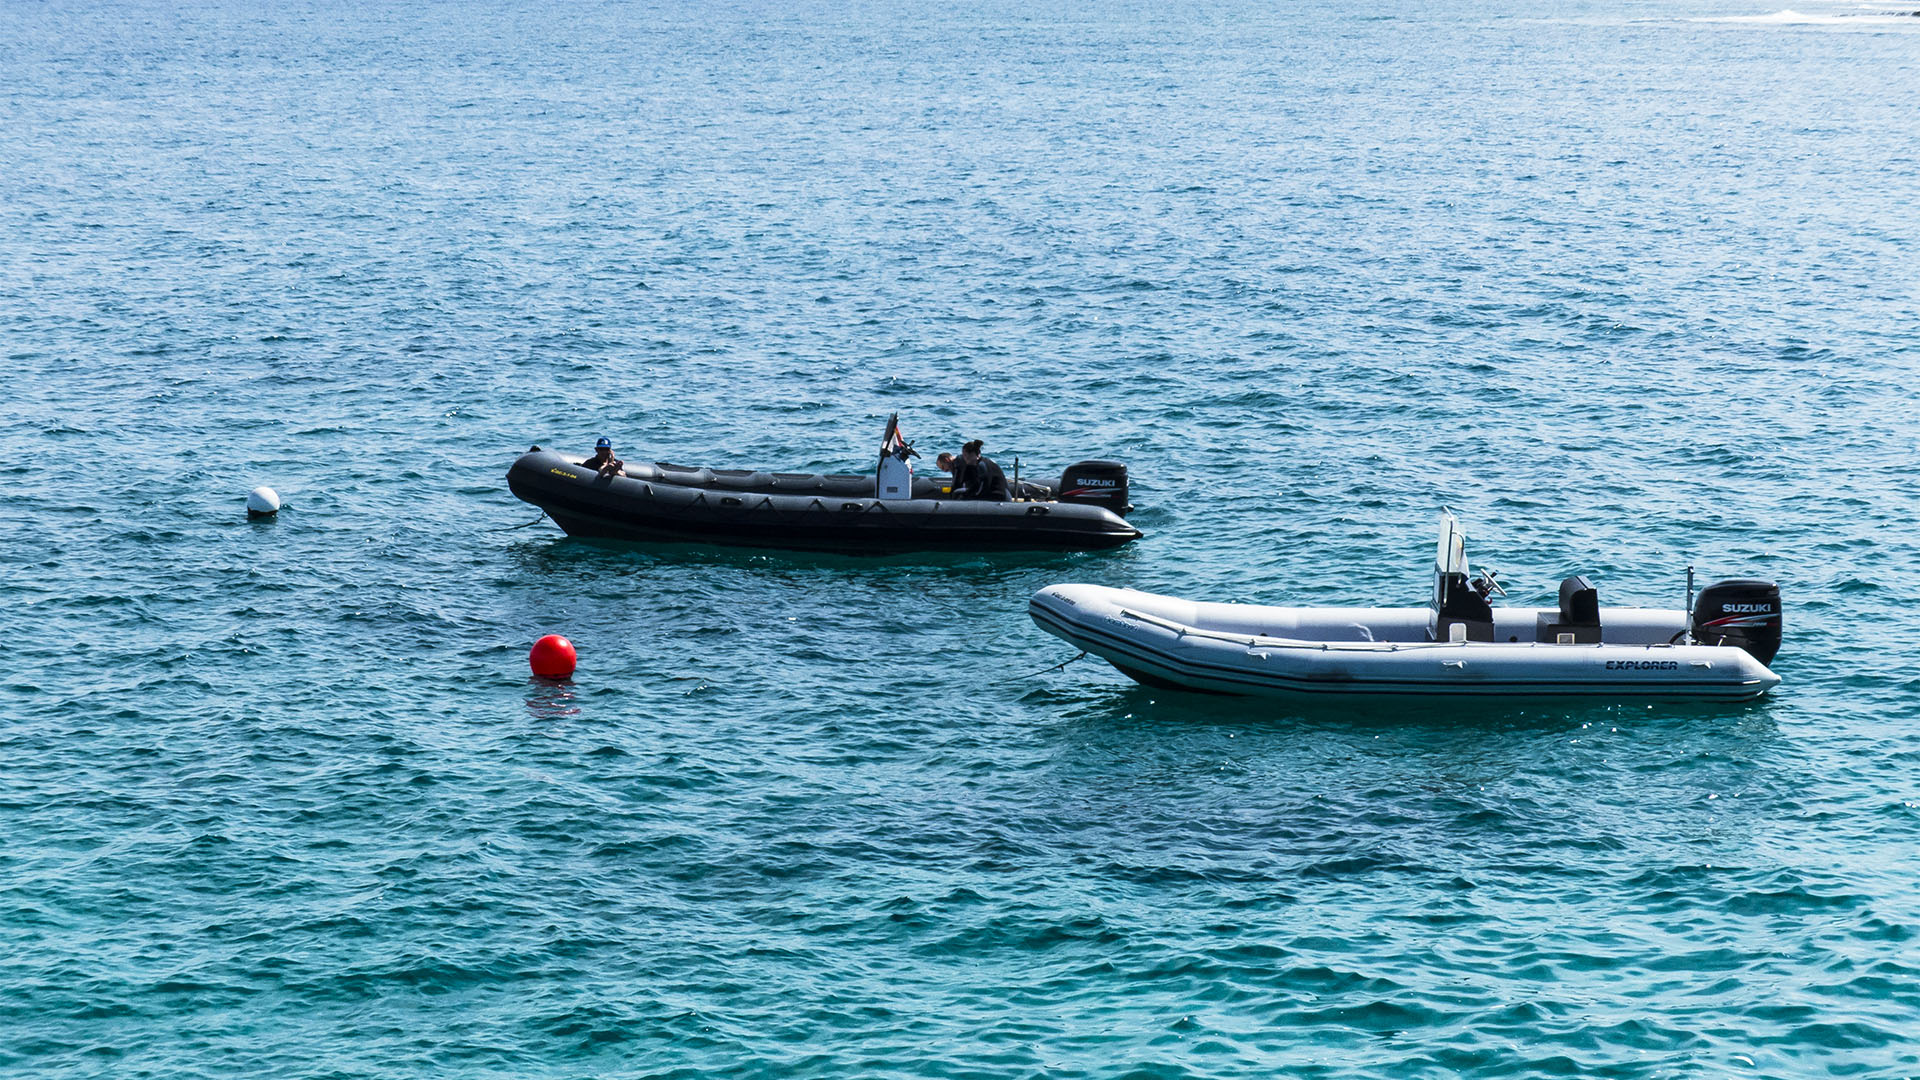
left=508, top=450, right=1142, bottom=553
left=1030, top=584, right=1779, bottom=701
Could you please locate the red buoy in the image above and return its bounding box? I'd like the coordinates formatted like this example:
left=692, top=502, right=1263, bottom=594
left=529, top=634, right=577, bottom=679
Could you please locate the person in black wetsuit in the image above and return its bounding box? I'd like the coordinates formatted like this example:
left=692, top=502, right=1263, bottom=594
left=580, top=436, right=624, bottom=477
left=953, top=439, right=1010, bottom=501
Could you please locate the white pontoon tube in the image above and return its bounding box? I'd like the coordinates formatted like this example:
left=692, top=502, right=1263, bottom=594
left=1029, top=512, right=1782, bottom=701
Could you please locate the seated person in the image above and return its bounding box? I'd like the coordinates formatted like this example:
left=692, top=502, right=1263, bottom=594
left=579, top=437, right=625, bottom=477
left=953, top=439, right=1010, bottom=501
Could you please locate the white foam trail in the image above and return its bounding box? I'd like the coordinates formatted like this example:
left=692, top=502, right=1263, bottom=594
left=1693, top=7, right=1919, bottom=22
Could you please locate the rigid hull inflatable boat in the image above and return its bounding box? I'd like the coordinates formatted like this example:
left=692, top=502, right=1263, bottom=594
left=1030, top=513, right=1782, bottom=701
left=507, top=417, right=1141, bottom=554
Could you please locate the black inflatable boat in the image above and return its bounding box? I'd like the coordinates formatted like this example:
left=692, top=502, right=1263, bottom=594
left=506, top=423, right=1141, bottom=554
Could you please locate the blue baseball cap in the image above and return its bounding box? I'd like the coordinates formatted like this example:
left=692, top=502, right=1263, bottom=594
left=595, top=437, right=611, bottom=449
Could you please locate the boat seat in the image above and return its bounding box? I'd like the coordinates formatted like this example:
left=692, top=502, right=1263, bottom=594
left=755, top=472, right=874, bottom=496
left=1537, top=574, right=1602, bottom=644
left=710, top=470, right=774, bottom=491
left=820, top=475, right=872, bottom=496
left=767, top=472, right=828, bottom=492
left=1011, top=480, right=1054, bottom=500
left=654, top=464, right=716, bottom=487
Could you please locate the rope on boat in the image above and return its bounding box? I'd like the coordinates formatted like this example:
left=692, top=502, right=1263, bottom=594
left=1017, top=650, right=1087, bottom=680
left=487, top=511, right=550, bottom=533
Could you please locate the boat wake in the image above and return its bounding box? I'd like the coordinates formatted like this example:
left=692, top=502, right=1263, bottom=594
left=1693, top=8, right=1920, bottom=23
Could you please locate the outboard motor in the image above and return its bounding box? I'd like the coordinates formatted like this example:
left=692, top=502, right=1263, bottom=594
left=1692, top=579, right=1782, bottom=665
left=1057, top=460, right=1130, bottom=518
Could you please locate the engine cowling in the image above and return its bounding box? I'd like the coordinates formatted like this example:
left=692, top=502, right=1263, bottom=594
left=1057, top=460, right=1130, bottom=518
left=1693, top=579, right=1781, bottom=665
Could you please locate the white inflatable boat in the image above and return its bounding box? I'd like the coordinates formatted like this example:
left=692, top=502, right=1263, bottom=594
left=1030, top=513, right=1782, bottom=702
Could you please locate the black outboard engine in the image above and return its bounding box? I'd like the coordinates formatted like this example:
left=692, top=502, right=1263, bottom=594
left=1057, top=460, right=1131, bottom=518
left=1692, top=579, right=1782, bottom=665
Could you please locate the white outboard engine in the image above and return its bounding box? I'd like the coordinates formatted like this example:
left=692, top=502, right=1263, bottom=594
left=875, top=412, right=916, bottom=500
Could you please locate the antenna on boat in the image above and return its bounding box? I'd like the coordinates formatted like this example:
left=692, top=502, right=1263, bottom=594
left=1685, top=564, right=1696, bottom=644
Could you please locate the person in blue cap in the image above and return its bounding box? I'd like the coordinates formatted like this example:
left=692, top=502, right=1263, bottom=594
left=579, top=436, right=625, bottom=477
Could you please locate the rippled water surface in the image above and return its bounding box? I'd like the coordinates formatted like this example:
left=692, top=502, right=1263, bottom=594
left=4, top=0, right=1920, bottom=1076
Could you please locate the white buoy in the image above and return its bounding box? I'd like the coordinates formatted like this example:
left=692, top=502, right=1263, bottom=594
left=247, top=486, right=281, bottom=517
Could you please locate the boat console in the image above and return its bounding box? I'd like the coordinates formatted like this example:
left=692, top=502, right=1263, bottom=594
left=1431, top=512, right=1496, bottom=642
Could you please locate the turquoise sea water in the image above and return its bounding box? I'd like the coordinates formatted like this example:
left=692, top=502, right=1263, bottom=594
left=4, top=0, right=1920, bottom=1075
